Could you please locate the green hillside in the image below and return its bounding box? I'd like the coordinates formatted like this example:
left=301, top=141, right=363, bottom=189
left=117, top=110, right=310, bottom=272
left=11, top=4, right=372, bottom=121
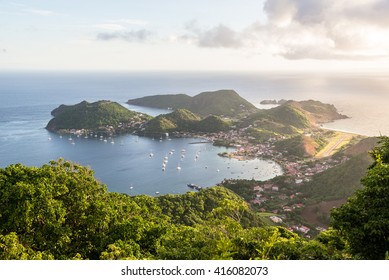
left=46, top=100, right=150, bottom=132
left=297, top=100, right=348, bottom=124
left=127, top=94, right=192, bottom=110
left=144, top=109, right=231, bottom=134
left=0, top=159, right=349, bottom=260
left=128, top=89, right=258, bottom=117
left=301, top=153, right=373, bottom=202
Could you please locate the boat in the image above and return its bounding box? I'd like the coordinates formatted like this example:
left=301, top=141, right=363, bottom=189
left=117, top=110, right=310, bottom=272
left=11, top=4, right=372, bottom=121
left=187, top=183, right=202, bottom=191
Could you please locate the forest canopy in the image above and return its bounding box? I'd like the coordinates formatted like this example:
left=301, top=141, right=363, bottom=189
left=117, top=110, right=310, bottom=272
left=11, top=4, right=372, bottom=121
left=1, top=137, right=388, bottom=260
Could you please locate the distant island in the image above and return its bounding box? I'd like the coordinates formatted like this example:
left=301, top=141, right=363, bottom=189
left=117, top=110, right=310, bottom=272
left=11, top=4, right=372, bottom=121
left=127, top=89, right=258, bottom=117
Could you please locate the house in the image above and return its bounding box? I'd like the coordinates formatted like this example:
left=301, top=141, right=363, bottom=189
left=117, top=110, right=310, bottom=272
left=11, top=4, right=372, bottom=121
left=269, top=216, right=283, bottom=223
left=297, top=226, right=310, bottom=234
left=283, top=206, right=293, bottom=212
left=253, top=186, right=264, bottom=192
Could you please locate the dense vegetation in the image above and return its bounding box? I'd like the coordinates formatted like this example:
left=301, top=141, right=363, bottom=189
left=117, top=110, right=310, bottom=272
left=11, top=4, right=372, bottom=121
left=46, top=100, right=149, bottom=132
left=0, top=159, right=348, bottom=260
left=143, top=109, right=231, bottom=135
left=331, top=137, right=389, bottom=259
left=241, top=100, right=346, bottom=136
left=300, top=153, right=373, bottom=202
left=1, top=138, right=388, bottom=260
left=128, top=90, right=258, bottom=117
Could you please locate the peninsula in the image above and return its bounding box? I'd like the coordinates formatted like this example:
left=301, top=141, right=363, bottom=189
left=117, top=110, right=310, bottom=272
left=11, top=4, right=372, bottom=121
left=46, top=100, right=151, bottom=135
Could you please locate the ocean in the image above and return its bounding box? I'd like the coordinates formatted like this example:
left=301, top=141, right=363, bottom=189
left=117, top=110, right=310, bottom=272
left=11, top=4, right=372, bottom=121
left=1, top=71, right=388, bottom=195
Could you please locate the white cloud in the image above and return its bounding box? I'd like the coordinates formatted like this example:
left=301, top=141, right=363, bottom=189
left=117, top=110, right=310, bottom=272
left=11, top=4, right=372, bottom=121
left=96, top=29, right=153, bottom=43
left=181, top=21, right=243, bottom=48
left=179, top=0, right=389, bottom=60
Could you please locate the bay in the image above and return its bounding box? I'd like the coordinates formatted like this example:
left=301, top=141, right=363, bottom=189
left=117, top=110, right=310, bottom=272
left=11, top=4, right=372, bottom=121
left=1, top=71, right=388, bottom=195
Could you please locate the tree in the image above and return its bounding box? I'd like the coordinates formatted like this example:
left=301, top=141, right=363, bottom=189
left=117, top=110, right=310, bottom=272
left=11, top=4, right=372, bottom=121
left=331, top=137, right=389, bottom=259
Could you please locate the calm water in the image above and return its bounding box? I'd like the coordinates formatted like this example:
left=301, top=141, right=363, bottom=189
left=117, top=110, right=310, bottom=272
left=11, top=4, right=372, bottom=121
left=1, top=71, right=388, bottom=195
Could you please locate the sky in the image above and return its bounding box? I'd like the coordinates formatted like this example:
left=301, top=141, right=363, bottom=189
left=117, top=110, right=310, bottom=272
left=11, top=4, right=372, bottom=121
left=1, top=0, right=389, bottom=72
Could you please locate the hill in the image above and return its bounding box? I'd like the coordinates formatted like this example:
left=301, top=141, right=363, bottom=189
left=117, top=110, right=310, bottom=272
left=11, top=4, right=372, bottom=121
left=143, top=109, right=231, bottom=135
left=299, top=138, right=378, bottom=226
left=294, top=100, right=348, bottom=124
left=241, top=101, right=348, bottom=155
left=242, top=100, right=345, bottom=131
left=46, top=100, right=150, bottom=134
left=0, top=159, right=348, bottom=260
left=128, top=89, right=258, bottom=117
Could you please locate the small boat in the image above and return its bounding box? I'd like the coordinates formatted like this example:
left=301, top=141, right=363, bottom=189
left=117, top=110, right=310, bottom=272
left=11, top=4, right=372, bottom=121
left=187, top=184, right=202, bottom=191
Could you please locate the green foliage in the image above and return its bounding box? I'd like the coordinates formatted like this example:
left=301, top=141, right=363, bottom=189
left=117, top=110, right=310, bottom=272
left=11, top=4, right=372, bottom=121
left=0, top=159, right=348, bottom=260
left=128, top=90, right=258, bottom=117
left=298, top=100, right=348, bottom=123
left=301, top=153, right=373, bottom=202
left=331, top=137, right=389, bottom=259
left=46, top=100, right=150, bottom=131
left=369, top=136, right=389, bottom=166
left=128, top=94, right=192, bottom=110
left=0, top=232, right=53, bottom=260
left=144, top=109, right=231, bottom=134
left=196, top=115, right=232, bottom=133
left=275, top=135, right=307, bottom=157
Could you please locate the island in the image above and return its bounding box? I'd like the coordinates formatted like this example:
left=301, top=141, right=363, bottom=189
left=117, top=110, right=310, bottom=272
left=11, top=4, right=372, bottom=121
left=127, top=89, right=258, bottom=117
left=46, top=100, right=151, bottom=136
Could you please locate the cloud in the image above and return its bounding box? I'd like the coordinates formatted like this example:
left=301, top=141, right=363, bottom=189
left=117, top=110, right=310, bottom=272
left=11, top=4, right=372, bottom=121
left=181, top=21, right=243, bottom=48
left=96, top=29, right=153, bottom=43
left=1, top=48, right=6, bottom=53
left=180, top=0, right=389, bottom=60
